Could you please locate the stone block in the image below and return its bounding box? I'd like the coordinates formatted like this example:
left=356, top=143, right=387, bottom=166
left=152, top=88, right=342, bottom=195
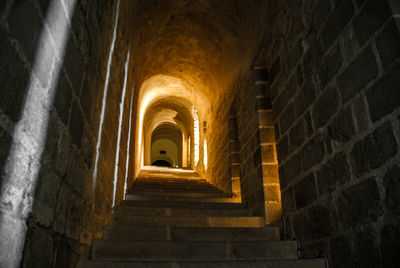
left=256, top=96, right=272, bottom=111
left=21, top=225, right=53, bottom=268
left=259, top=127, right=276, bottom=143
left=253, top=67, right=268, bottom=82
left=317, top=152, right=350, bottom=195
left=353, top=0, right=393, bottom=46
left=228, top=117, right=238, bottom=131
left=64, top=38, right=85, bottom=95
left=296, top=65, right=304, bottom=87
left=35, top=171, right=61, bottom=209
left=301, top=134, right=325, bottom=171
left=285, top=153, right=302, bottom=185
left=0, top=126, right=12, bottom=173
left=279, top=103, right=296, bottom=135
left=231, top=165, right=240, bottom=178
left=303, top=39, right=322, bottom=78
left=321, top=0, right=355, bottom=48
left=264, top=184, right=280, bottom=202
left=289, top=120, right=304, bottom=151
left=79, top=79, right=95, bottom=122
left=339, top=25, right=360, bottom=63
left=254, top=83, right=267, bottom=97
left=336, top=177, right=383, bottom=228
left=264, top=201, right=282, bottom=224
left=269, top=57, right=281, bottom=84
left=69, top=101, right=85, bottom=147
left=293, top=204, right=332, bottom=240
left=0, top=30, right=29, bottom=122
left=281, top=187, right=294, bottom=214
left=312, top=85, right=340, bottom=129
left=376, top=18, right=400, bottom=70
left=381, top=223, right=400, bottom=267
left=383, top=165, right=400, bottom=215
left=8, top=0, right=42, bottom=62
left=31, top=200, right=54, bottom=227
left=294, top=173, right=317, bottom=209
left=261, top=144, right=275, bottom=164
left=54, top=71, right=73, bottom=126
left=54, top=237, right=79, bottom=268
left=303, top=112, right=314, bottom=137
left=276, top=135, right=288, bottom=163
left=351, top=122, right=398, bottom=174
left=355, top=227, right=381, bottom=267
left=0, top=212, right=27, bottom=268
left=278, top=165, right=286, bottom=189
left=366, top=62, right=400, bottom=122
left=338, top=46, right=378, bottom=103
left=319, top=46, right=343, bottom=87
left=286, top=40, right=304, bottom=74
left=262, top=165, right=279, bottom=183
left=328, top=107, right=355, bottom=143
left=230, top=153, right=240, bottom=164
left=330, top=235, right=356, bottom=268
left=258, top=110, right=274, bottom=127
left=294, top=76, right=316, bottom=116
left=352, top=95, right=370, bottom=132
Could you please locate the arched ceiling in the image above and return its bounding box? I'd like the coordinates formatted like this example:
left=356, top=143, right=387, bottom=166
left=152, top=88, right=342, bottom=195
left=126, top=0, right=269, bottom=104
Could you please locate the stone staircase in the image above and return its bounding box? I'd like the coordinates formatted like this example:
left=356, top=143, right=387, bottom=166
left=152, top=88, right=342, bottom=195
left=78, top=170, right=325, bottom=267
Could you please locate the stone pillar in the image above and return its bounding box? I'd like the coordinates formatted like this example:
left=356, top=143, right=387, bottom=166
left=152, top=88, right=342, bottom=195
left=254, top=67, right=282, bottom=224
left=228, top=106, right=241, bottom=202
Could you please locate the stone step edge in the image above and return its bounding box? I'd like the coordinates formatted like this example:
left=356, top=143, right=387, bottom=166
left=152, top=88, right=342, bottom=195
left=126, top=192, right=229, bottom=198
left=78, top=258, right=325, bottom=266
left=125, top=195, right=237, bottom=203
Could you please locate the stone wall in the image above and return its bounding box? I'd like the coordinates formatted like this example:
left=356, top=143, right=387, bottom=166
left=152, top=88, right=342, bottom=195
left=206, top=94, right=233, bottom=194
left=260, top=0, right=400, bottom=266
left=0, top=0, right=135, bottom=267
left=234, top=73, right=266, bottom=216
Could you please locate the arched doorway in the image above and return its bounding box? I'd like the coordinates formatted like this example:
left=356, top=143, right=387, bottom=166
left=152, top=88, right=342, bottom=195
left=150, top=124, right=182, bottom=167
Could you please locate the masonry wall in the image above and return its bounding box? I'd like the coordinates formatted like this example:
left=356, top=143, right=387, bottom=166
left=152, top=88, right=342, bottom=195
left=233, top=73, right=266, bottom=216
left=260, top=0, right=400, bottom=266
left=0, top=0, right=135, bottom=267
left=206, top=94, right=233, bottom=194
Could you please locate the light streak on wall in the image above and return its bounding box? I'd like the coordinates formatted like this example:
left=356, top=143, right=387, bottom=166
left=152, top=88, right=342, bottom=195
left=123, top=89, right=134, bottom=199
left=204, top=139, right=208, bottom=170
left=0, top=0, right=76, bottom=267
left=192, top=107, right=200, bottom=166
left=92, top=0, right=121, bottom=194
left=112, top=48, right=130, bottom=208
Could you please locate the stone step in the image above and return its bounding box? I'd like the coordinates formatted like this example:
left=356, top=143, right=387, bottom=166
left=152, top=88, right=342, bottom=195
left=120, top=200, right=243, bottom=209
left=134, top=178, right=207, bottom=183
left=115, top=206, right=252, bottom=217
left=131, top=184, right=220, bottom=191
left=127, top=191, right=228, bottom=198
left=103, top=226, right=280, bottom=241
left=78, top=259, right=326, bottom=268
left=125, top=194, right=234, bottom=203
left=91, top=240, right=298, bottom=261
left=113, top=215, right=265, bottom=228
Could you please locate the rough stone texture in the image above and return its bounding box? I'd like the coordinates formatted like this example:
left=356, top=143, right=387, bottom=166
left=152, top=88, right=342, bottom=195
left=2, top=0, right=400, bottom=267
left=258, top=0, right=400, bottom=266
left=1, top=0, right=134, bottom=267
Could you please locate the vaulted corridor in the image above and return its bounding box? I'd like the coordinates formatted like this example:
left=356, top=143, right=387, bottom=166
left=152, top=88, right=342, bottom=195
left=1, top=0, right=400, bottom=267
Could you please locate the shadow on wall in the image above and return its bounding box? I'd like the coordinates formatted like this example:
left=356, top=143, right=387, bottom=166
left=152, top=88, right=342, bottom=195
left=1, top=0, right=134, bottom=267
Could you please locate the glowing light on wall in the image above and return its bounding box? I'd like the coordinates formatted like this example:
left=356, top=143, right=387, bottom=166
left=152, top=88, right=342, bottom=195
left=112, top=48, right=130, bottom=208
left=0, top=0, right=76, bottom=266
left=204, top=139, right=208, bottom=170
left=123, top=88, right=134, bottom=199
left=92, top=0, right=120, bottom=194
left=192, top=107, right=200, bottom=166
left=188, top=136, right=191, bottom=165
